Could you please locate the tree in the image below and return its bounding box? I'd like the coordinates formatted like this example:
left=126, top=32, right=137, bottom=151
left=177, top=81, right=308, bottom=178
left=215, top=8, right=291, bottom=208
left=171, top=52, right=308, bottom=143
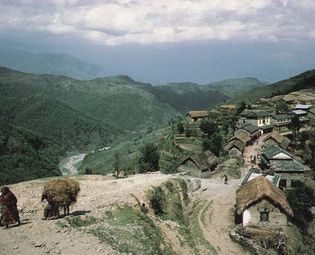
left=138, top=143, right=160, bottom=173
left=27, top=136, right=44, bottom=156
left=289, top=115, right=301, bottom=143
left=202, top=133, right=222, bottom=156
left=199, top=119, right=217, bottom=137
left=237, top=101, right=246, bottom=114
left=286, top=181, right=314, bottom=230
left=113, top=151, right=120, bottom=171
left=275, top=100, right=289, bottom=114
left=176, top=122, right=185, bottom=134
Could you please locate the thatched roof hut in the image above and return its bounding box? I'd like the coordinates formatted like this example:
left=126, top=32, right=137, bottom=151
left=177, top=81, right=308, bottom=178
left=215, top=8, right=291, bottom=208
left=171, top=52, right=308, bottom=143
left=187, top=111, right=209, bottom=118
left=186, top=111, right=209, bottom=122
left=236, top=176, right=293, bottom=218
left=263, top=131, right=291, bottom=150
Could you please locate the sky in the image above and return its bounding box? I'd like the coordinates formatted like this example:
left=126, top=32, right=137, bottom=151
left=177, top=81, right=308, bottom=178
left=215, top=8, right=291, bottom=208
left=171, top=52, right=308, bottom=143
left=0, top=0, right=315, bottom=83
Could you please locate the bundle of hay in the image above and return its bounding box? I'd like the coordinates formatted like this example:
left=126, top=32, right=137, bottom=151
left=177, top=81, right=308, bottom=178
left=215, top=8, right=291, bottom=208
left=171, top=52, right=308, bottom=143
left=42, top=178, right=80, bottom=207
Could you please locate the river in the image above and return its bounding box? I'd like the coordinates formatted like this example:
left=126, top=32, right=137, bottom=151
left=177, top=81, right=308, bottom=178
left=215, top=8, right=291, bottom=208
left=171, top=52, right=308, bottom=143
left=59, top=153, right=86, bottom=176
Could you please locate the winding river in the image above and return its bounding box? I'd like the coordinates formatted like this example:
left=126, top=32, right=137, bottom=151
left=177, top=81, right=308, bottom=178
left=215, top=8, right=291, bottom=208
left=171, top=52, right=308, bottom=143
left=59, top=153, right=86, bottom=176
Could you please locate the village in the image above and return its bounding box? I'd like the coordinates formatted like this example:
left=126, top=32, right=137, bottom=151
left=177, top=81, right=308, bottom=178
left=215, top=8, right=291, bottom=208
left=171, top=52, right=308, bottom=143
left=180, top=88, right=315, bottom=254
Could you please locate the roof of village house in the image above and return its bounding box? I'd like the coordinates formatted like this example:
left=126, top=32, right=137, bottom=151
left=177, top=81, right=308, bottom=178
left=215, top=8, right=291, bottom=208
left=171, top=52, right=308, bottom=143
left=236, top=176, right=294, bottom=217
left=234, top=132, right=251, bottom=143
left=294, top=104, right=312, bottom=110
left=241, top=124, right=261, bottom=134
left=224, top=139, right=246, bottom=152
left=263, top=131, right=291, bottom=149
left=271, top=159, right=309, bottom=173
left=239, top=109, right=271, bottom=118
left=241, top=170, right=281, bottom=187
left=220, top=104, right=237, bottom=109
left=261, top=144, right=293, bottom=160
left=179, top=151, right=219, bottom=171
left=308, top=108, right=315, bottom=115
left=272, top=114, right=292, bottom=121
left=187, top=111, right=209, bottom=118
left=291, top=110, right=308, bottom=115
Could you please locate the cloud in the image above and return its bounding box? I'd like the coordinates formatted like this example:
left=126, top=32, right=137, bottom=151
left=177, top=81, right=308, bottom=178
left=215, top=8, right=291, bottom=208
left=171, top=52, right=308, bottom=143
left=0, top=0, right=314, bottom=45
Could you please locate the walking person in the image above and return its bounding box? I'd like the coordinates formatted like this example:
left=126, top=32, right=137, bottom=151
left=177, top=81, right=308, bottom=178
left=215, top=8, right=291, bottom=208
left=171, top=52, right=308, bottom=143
left=224, top=174, right=228, bottom=185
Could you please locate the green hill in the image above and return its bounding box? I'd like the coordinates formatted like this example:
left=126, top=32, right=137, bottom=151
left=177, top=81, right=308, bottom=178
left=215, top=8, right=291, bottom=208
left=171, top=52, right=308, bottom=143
left=0, top=67, right=183, bottom=184
left=147, top=78, right=266, bottom=113
left=206, top=77, right=267, bottom=97
left=234, top=69, right=315, bottom=102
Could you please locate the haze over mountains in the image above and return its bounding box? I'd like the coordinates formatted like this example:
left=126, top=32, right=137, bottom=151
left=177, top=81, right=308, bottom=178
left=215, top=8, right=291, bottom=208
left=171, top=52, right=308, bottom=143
left=0, top=48, right=105, bottom=80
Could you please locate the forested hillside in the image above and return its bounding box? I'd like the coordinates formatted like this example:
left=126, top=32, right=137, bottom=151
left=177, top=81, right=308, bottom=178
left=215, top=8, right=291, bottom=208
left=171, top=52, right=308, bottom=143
left=235, top=69, right=315, bottom=102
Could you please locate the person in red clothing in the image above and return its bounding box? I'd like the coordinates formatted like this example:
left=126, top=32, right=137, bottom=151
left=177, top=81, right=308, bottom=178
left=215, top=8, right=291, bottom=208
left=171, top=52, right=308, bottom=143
left=1, top=187, right=20, bottom=228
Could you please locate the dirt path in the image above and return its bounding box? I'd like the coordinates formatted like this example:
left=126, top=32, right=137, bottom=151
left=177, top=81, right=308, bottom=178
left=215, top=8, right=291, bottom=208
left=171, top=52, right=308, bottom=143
left=195, top=178, right=248, bottom=255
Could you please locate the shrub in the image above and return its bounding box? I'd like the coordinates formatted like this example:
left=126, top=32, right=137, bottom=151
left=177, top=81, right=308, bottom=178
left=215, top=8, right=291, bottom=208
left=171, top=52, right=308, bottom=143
left=138, top=143, right=160, bottom=173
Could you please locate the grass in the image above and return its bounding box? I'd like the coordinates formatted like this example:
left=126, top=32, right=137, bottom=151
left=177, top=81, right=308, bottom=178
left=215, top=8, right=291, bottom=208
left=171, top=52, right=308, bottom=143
left=91, top=206, right=173, bottom=255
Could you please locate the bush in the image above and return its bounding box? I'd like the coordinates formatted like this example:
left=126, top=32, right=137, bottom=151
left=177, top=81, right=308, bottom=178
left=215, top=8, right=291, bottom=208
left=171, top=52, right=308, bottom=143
left=176, top=122, right=185, bottom=134
left=286, top=181, right=314, bottom=231
left=138, top=143, right=160, bottom=173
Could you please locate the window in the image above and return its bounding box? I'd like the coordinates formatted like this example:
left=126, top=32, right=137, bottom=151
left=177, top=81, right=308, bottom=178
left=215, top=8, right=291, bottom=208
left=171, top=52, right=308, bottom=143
left=260, top=211, right=269, bottom=222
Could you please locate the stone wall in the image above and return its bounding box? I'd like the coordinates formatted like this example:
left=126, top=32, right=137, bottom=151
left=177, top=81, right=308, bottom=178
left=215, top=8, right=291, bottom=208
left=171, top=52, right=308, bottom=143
left=243, top=199, right=288, bottom=227
left=277, top=172, right=306, bottom=189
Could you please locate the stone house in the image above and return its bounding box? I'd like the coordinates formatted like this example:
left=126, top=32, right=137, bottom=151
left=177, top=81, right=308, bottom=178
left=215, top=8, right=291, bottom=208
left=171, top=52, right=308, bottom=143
left=236, top=176, right=293, bottom=228
left=271, top=114, right=292, bottom=130
left=238, top=109, right=272, bottom=128
left=260, top=144, right=310, bottom=189
left=263, top=131, right=291, bottom=150
left=223, top=137, right=246, bottom=157
left=186, top=111, right=209, bottom=123
left=235, top=124, right=262, bottom=143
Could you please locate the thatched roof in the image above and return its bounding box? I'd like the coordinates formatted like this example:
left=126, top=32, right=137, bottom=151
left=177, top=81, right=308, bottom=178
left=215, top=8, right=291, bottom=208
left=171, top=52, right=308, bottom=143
left=179, top=151, right=219, bottom=171
left=187, top=111, right=209, bottom=118
left=236, top=176, right=293, bottom=217
left=239, top=109, right=271, bottom=118
left=263, top=131, right=291, bottom=149
left=234, top=132, right=251, bottom=143
left=223, top=139, right=245, bottom=152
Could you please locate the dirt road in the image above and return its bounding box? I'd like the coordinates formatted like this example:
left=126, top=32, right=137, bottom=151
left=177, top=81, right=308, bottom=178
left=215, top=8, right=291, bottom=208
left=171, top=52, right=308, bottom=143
left=0, top=154, right=265, bottom=255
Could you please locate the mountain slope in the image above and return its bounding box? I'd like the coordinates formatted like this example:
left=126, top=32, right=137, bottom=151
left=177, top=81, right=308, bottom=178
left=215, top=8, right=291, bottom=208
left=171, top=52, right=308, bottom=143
left=206, top=77, right=267, bottom=97
left=0, top=67, right=180, bottom=131
left=0, top=48, right=105, bottom=79
left=235, top=69, right=315, bottom=101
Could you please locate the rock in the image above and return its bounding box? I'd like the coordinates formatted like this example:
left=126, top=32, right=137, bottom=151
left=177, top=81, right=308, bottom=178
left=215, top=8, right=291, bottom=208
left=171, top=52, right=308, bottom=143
left=13, top=246, right=19, bottom=249
left=34, top=242, right=45, bottom=248
left=187, top=179, right=201, bottom=192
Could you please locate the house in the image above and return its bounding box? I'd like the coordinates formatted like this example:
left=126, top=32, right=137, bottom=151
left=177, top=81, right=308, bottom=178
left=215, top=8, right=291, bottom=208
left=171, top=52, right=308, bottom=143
left=223, top=137, right=246, bottom=156
left=271, top=115, right=292, bottom=130
left=186, top=111, right=209, bottom=123
left=294, top=104, right=313, bottom=111
left=238, top=109, right=272, bottom=128
left=236, top=176, right=293, bottom=228
left=263, top=131, right=291, bottom=150
left=260, top=144, right=310, bottom=189
left=290, top=110, right=310, bottom=124
left=177, top=151, right=219, bottom=178
left=235, top=124, right=262, bottom=143
left=241, top=169, right=281, bottom=187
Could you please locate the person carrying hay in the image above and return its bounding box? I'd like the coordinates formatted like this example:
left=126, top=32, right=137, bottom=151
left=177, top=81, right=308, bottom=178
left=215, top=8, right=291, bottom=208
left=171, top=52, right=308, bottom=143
left=0, top=187, right=20, bottom=228
left=41, top=194, right=59, bottom=219
left=41, top=178, right=80, bottom=217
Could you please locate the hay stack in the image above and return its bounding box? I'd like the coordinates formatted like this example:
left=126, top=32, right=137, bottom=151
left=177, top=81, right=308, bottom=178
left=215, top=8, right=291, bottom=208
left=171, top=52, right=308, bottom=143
left=42, top=178, right=80, bottom=206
